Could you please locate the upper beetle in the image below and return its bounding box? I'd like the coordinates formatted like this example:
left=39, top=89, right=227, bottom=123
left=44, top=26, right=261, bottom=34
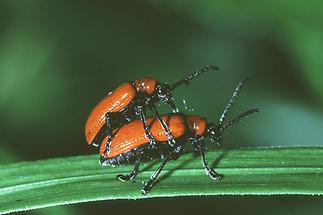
left=85, top=65, right=218, bottom=149
left=98, top=76, right=259, bottom=194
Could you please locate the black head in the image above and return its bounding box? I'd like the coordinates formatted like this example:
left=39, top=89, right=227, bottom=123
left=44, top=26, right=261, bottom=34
left=202, top=74, right=259, bottom=145
left=155, top=82, right=177, bottom=111
left=206, top=108, right=260, bottom=145
left=206, top=123, right=223, bottom=145
left=154, top=65, right=218, bottom=112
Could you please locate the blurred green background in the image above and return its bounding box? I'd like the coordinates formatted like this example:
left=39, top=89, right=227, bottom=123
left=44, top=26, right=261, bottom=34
left=1, top=0, right=323, bottom=214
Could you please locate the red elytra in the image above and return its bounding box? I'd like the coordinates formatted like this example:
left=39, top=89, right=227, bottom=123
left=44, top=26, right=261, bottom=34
left=85, top=79, right=159, bottom=146
left=99, top=114, right=206, bottom=159
left=85, top=82, right=137, bottom=145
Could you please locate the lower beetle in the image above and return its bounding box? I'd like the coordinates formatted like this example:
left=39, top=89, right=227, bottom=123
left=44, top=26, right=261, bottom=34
left=99, top=76, right=259, bottom=194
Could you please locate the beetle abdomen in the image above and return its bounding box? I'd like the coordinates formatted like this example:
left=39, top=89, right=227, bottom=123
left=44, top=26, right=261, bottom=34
left=101, top=143, right=174, bottom=166
left=85, top=83, right=136, bottom=145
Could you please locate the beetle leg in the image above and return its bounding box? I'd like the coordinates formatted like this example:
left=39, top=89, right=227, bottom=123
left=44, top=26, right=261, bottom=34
left=150, top=104, right=177, bottom=147
left=141, top=146, right=183, bottom=195
left=117, top=159, right=140, bottom=182
left=141, top=156, right=170, bottom=195
left=137, top=106, right=156, bottom=148
left=167, top=99, right=179, bottom=113
left=104, top=113, right=113, bottom=137
left=199, top=142, right=222, bottom=180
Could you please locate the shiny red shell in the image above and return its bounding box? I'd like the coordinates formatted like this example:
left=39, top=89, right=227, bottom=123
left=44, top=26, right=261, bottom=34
left=100, top=114, right=186, bottom=158
left=100, top=114, right=207, bottom=159
left=85, top=83, right=136, bottom=145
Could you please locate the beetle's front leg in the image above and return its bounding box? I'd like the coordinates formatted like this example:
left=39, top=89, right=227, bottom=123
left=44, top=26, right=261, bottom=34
left=136, top=105, right=156, bottom=148
left=167, top=99, right=179, bottom=113
left=141, top=145, right=183, bottom=195
left=198, top=141, right=223, bottom=180
left=150, top=104, right=177, bottom=147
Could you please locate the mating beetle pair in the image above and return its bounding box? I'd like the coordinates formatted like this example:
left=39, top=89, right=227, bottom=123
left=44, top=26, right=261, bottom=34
left=85, top=66, right=258, bottom=194
left=85, top=65, right=217, bottom=149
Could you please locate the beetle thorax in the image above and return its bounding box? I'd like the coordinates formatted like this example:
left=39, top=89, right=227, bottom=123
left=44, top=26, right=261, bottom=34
left=134, top=78, right=157, bottom=95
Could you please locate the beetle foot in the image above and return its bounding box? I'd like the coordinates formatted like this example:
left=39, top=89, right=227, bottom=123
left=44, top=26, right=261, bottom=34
left=207, top=170, right=223, bottom=180
left=141, top=179, right=155, bottom=195
left=116, top=174, right=137, bottom=182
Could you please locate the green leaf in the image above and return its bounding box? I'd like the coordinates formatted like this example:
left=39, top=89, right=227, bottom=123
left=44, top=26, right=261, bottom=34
left=0, top=144, right=80, bottom=215
left=0, top=147, right=322, bottom=214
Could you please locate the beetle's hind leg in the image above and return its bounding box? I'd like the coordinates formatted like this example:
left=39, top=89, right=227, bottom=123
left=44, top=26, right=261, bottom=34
left=141, top=156, right=170, bottom=195
left=117, top=159, right=140, bottom=182
left=141, top=146, right=183, bottom=195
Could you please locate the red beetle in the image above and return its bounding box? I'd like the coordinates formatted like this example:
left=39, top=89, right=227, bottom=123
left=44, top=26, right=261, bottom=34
left=85, top=65, right=218, bottom=149
left=98, top=76, right=259, bottom=194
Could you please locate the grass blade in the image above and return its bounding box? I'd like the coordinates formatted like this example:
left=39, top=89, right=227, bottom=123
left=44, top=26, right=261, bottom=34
left=0, top=147, right=322, bottom=214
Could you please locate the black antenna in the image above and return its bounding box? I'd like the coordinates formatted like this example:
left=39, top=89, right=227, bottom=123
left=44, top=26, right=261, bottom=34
left=220, top=108, right=260, bottom=131
left=171, top=65, right=219, bottom=90
left=219, top=75, right=251, bottom=125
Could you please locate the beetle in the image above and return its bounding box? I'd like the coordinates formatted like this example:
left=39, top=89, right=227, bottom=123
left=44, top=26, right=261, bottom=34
left=85, top=65, right=218, bottom=150
left=98, top=76, right=259, bottom=194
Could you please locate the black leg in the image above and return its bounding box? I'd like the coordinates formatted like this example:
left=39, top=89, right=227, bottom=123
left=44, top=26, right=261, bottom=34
left=137, top=106, right=156, bottom=147
left=150, top=104, right=177, bottom=147
left=199, top=143, right=222, bottom=180
left=104, top=113, right=113, bottom=137
left=141, top=156, right=171, bottom=195
left=117, top=160, right=140, bottom=182
left=219, top=76, right=250, bottom=125
left=141, top=146, right=182, bottom=195
left=98, top=113, right=114, bottom=150
left=167, top=99, right=179, bottom=113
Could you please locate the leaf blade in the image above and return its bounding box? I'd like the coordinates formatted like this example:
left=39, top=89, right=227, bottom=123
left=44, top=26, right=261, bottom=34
left=0, top=147, right=323, bottom=214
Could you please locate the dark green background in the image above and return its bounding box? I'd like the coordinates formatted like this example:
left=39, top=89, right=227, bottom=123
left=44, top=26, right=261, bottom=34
left=1, top=1, right=323, bottom=214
